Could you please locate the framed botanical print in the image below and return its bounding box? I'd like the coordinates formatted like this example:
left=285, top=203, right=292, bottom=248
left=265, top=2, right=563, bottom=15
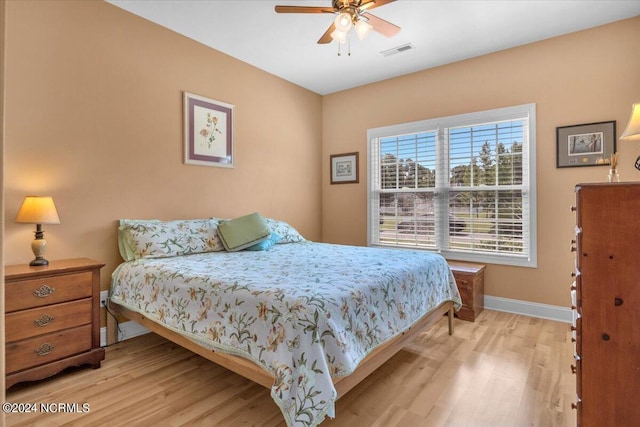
left=184, top=92, right=234, bottom=167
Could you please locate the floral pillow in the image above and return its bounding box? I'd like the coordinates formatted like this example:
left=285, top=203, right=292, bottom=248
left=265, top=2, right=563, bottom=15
left=118, top=218, right=224, bottom=261
left=263, top=217, right=306, bottom=243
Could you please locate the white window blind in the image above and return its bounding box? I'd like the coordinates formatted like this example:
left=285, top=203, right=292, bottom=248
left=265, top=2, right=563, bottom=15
left=367, top=104, right=537, bottom=267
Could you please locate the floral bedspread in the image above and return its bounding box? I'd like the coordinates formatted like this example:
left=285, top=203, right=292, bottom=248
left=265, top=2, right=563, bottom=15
left=110, top=242, right=461, bottom=427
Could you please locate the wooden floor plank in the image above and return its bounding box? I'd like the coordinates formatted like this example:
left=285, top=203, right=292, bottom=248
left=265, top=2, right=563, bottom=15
left=6, top=310, right=577, bottom=427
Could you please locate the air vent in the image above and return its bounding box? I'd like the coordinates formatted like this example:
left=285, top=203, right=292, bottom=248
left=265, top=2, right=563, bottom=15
left=380, top=43, right=415, bottom=58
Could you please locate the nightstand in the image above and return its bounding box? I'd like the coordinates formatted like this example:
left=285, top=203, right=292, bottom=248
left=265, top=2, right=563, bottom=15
left=447, top=260, right=485, bottom=322
left=5, top=258, right=105, bottom=389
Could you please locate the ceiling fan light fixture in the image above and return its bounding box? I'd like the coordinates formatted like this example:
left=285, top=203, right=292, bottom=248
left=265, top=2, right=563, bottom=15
left=354, top=19, right=372, bottom=40
left=331, top=29, right=347, bottom=44
left=334, top=12, right=352, bottom=32
left=274, top=0, right=401, bottom=50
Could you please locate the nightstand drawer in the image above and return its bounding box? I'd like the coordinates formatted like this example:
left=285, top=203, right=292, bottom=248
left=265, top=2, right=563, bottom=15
left=448, top=261, right=485, bottom=322
left=5, top=271, right=92, bottom=312
left=5, top=298, right=92, bottom=342
left=6, top=324, right=93, bottom=374
left=456, top=276, right=472, bottom=302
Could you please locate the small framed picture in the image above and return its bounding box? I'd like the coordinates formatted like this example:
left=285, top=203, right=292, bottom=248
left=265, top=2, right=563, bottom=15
left=184, top=92, right=234, bottom=168
left=330, top=152, right=359, bottom=184
left=556, top=121, right=616, bottom=168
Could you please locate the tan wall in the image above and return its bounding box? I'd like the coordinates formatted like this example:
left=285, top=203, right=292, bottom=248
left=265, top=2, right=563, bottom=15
left=3, top=0, right=639, bottom=318
left=3, top=1, right=322, bottom=295
left=322, top=17, right=640, bottom=307
left=1, top=0, right=6, bottom=408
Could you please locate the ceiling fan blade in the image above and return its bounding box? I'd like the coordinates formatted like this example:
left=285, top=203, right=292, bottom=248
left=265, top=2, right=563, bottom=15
left=359, top=0, right=396, bottom=12
left=275, top=5, right=335, bottom=13
left=358, top=1, right=376, bottom=11
left=363, top=12, right=401, bottom=37
left=317, top=23, right=336, bottom=44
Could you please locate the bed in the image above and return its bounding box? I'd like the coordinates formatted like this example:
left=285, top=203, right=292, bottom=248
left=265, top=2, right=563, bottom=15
left=108, top=216, right=462, bottom=427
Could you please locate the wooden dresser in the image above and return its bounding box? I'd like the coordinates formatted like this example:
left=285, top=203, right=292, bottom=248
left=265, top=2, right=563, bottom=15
left=5, top=258, right=105, bottom=389
left=571, top=183, right=640, bottom=426
left=447, top=260, right=485, bottom=321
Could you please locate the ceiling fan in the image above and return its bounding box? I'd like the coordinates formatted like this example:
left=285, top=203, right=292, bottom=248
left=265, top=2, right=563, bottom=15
left=275, top=0, right=400, bottom=45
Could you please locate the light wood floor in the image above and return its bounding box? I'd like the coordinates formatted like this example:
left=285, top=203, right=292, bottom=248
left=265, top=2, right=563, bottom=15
left=6, top=310, right=577, bottom=427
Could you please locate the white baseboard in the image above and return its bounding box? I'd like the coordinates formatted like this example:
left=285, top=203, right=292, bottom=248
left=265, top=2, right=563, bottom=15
left=484, top=295, right=572, bottom=323
left=100, top=320, right=150, bottom=347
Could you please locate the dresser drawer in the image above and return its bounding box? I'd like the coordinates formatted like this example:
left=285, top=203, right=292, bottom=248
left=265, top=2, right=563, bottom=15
left=6, top=324, right=93, bottom=374
left=5, top=298, right=92, bottom=342
left=5, top=271, right=93, bottom=312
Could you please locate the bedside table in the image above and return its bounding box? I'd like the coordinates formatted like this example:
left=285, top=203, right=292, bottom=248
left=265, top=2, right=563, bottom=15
left=447, top=260, right=485, bottom=322
left=5, top=258, right=105, bottom=389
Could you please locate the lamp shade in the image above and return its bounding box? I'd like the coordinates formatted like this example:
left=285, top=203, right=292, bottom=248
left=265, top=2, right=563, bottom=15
left=355, top=19, right=372, bottom=40
left=331, top=29, right=347, bottom=44
left=620, top=103, right=640, bottom=141
left=334, top=12, right=352, bottom=32
left=15, top=196, right=61, bottom=224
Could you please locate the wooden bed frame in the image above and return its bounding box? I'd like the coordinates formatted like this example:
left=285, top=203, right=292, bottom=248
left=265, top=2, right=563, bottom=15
left=107, top=300, right=454, bottom=398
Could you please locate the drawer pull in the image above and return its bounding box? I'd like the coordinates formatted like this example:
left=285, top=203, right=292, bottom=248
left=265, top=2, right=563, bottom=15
left=571, top=364, right=577, bottom=374
left=602, top=333, right=610, bottom=341
left=614, top=297, right=624, bottom=306
left=33, top=314, right=55, bottom=327
left=34, top=343, right=55, bottom=356
left=33, top=284, right=55, bottom=298
left=571, top=403, right=578, bottom=410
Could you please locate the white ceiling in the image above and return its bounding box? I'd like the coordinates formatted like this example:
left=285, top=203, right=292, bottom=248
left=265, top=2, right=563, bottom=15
left=107, top=0, right=640, bottom=95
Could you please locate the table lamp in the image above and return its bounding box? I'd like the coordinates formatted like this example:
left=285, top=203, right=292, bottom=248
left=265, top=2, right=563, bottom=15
left=620, top=103, right=640, bottom=170
left=15, top=196, right=61, bottom=266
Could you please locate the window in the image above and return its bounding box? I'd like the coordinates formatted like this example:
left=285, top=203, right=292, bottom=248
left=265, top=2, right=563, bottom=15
left=367, top=104, right=536, bottom=267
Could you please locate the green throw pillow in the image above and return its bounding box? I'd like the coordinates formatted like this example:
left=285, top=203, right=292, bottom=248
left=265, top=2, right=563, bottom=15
left=217, top=213, right=271, bottom=252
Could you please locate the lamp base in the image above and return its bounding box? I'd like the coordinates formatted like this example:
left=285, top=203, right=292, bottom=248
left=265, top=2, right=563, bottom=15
left=29, top=257, right=50, bottom=267
left=30, top=231, right=49, bottom=267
